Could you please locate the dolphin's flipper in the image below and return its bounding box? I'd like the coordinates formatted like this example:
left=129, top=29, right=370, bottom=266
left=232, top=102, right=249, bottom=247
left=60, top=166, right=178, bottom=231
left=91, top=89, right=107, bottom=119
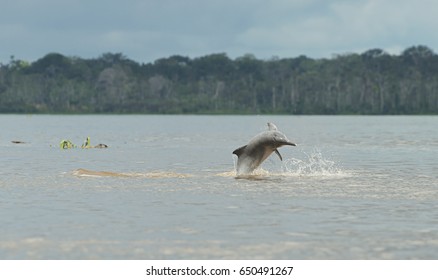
left=274, top=149, right=283, bottom=161
left=232, top=145, right=247, bottom=156
left=267, top=122, right=278, bottom=131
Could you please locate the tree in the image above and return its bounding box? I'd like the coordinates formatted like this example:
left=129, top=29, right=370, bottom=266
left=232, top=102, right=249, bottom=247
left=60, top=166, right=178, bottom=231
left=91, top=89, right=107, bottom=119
left=1, top=46, right=438, bottom=114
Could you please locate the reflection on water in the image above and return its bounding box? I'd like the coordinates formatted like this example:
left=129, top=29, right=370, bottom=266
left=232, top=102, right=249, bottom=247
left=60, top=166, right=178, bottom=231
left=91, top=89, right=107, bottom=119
left=72, top=168, right=193, bottom=178
left=1, top=115, right=438, bottom=259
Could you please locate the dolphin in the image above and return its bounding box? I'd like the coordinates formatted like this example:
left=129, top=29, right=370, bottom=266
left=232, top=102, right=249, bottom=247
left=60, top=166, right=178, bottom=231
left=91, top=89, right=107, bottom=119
left=232, top=122, right=296, bottom=175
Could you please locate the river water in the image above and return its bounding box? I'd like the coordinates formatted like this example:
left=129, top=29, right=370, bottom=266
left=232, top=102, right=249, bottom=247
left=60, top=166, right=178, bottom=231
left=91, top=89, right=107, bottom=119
left=0, top=115, right=437, bottom=259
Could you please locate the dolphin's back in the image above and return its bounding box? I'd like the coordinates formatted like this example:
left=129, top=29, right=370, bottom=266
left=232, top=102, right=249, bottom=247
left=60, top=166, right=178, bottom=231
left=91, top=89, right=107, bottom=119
left=233, top=136, right=272, bottom=175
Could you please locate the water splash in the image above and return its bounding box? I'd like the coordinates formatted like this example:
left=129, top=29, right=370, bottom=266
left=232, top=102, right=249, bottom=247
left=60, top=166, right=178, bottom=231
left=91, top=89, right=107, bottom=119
left=228, top=149, right=348, bottom=179
left=282, top=149, right=349, bottom=178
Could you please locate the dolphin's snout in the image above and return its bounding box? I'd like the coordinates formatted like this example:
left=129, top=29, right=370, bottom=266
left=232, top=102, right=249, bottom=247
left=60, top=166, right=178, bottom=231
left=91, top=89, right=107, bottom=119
left=276, top=139, right=296, bottom=146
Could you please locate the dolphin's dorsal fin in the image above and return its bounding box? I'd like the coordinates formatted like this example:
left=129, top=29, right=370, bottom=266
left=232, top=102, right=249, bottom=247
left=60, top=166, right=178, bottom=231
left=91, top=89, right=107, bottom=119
left=267, top=122, right=278, bottom=131
left=274, top=149, right=283, bottom=161
left=232, top=145, right=247, bottom=156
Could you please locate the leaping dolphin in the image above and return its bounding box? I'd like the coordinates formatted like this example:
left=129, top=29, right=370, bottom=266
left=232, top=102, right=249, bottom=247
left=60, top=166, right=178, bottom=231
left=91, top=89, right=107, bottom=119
left=232, top=122, right=296, bottom=175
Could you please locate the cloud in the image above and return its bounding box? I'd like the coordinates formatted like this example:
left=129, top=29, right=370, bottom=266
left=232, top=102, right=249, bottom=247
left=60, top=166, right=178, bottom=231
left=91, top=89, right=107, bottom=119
left=1, top=0, right=438, bottom=63
left=234, top=0, right=438, bottom=58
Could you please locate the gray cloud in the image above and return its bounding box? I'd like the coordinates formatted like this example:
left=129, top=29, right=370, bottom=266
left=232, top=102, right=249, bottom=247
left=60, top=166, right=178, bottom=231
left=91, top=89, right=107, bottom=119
left=1, top=0, right=437, bottom=63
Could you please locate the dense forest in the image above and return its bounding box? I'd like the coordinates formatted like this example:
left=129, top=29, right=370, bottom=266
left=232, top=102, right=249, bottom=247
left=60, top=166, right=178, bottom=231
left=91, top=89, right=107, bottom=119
left=1, top=45, right=438, bottom=114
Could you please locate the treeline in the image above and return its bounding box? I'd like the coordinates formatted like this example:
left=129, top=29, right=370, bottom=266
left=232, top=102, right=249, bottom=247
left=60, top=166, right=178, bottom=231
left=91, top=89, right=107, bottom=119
left=1, top=45, right=438, bottom=114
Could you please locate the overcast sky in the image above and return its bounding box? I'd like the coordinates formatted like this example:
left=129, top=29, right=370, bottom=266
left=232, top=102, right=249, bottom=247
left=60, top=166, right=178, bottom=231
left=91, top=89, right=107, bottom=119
left=1, top=0, right=437, bottom=64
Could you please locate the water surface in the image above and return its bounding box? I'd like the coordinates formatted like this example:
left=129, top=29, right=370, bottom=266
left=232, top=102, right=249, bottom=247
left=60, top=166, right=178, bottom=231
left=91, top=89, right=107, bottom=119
left=1, top=115, right=437, bottom=259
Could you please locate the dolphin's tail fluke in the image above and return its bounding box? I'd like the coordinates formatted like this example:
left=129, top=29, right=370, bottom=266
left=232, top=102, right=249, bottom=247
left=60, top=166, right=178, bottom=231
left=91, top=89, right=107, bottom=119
left=232, top=145, right=247, bottom=156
